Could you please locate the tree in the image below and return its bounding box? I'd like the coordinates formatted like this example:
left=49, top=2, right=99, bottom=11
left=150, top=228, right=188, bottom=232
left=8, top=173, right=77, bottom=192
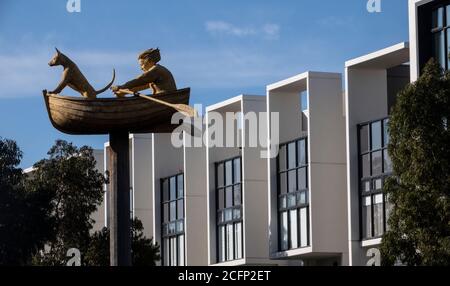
left=380, top=59, right=450, bottom=266
left=131, top=218, right=161, bottom=266
left=30, top=140, right=105, bottom=265
left=0, top=138, right=53, bottom=265
left=84, top=218, right=160, bottom=266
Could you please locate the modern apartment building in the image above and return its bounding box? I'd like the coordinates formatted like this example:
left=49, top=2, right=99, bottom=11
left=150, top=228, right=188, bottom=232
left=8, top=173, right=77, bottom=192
left=409, top=0, right=450, bottom=80
left=345, top=43, right=410, bottom=266
left=102, top=130, right=209, bottom=266
left=95, top=0, right=436, bottom=266
left=205, top=95, right=281, bottom=266
left=266, top=72, right=348, bottom=266
left=342, top=0, right=441, bottom=265
left=152, top=131, right=208, bottom=266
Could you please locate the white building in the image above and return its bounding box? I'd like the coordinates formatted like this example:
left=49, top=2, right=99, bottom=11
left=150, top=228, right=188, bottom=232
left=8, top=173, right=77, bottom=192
left=205, top=95, right=280, bottom=266
left=103, top=131, right=209, bottom=266
left=93, top=0, right=434, bottom=266
left=344, top=43, right=410, bottom=266
left=152, top=131, right=208, bottom=266
left=90, top=149, right=107, bottom=231
left=266, top=72, right=348, bottom=266
left=342, top=0, right=443, bottom=265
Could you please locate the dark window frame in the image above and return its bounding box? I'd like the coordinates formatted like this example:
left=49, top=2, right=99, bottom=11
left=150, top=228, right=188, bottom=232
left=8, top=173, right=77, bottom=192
left=357, top=117, right=392, bottom=241
left=276, top=137, right=310, bottom=252
left=429, top=1, right=450, bottom=70
left=160, top=173, right=185, bottom=266
left=215, top=156, right=243, bottom=263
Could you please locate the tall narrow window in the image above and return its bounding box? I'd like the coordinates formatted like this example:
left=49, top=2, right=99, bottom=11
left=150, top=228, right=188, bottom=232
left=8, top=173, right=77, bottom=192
left=300, top=91, right=308, bottom=112
left=161, top=173, right=185, bottom=266
left=216, top=157, right=243, bottom=263
left=431, top=4, right=450, bottom=70
left=358, top=118, right=391, bottom=239
left=277, top=138, right=309, bottom=251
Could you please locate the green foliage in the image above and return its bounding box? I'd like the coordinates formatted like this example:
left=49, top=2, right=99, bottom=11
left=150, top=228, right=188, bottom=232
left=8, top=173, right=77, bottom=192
left=0, top=138, right=22, bottom=187
left=30, top=140, right=105, bottom=266
left=131, top=218, right=161, bottom=266
left=84, top=218, right=160, bottom=266
left=380, top=59, right=450, bottom=266
left=0, top=138, right=53, bottom=265
left=84, top=227, right=109, bottom=266
left=1, top=138, right=159, bottom=266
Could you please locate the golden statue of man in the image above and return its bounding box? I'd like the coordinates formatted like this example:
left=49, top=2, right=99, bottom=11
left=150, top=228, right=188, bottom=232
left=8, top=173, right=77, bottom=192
left=111, top=48, right=177, bottom=97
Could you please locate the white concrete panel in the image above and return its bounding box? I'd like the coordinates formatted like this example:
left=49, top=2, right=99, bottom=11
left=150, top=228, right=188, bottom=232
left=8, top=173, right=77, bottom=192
left=267, top=72, right=348, bottom=265
left=184, top=135, right=208, bottom=266
left=152, top=133, right=184, bottom=247
left=130, top=134, right=153, bottom=238
left=345, top=44, right=411, bottom=265
left=308, top=74, right=348, bottom=262
left=206, top=95, right=275, bottom=266
left=91, top=149, right=106, bottom=232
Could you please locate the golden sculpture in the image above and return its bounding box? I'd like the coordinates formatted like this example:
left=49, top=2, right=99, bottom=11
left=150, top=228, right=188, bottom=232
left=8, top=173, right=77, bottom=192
left=43, top=47, right=195, bottom=136
left=43, top=46, right=192, bottom=267
left=111, top=48, right=177, bottom=97
left=48, top=48, right=115, bottom=98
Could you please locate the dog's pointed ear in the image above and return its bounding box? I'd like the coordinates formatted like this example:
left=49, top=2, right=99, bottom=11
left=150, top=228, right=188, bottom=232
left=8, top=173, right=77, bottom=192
left=55, top=47, right=60, bottom=54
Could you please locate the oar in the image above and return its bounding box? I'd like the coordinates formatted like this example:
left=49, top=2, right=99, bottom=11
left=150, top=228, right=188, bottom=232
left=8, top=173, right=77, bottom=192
left=117, top=89, right=197, bottom=118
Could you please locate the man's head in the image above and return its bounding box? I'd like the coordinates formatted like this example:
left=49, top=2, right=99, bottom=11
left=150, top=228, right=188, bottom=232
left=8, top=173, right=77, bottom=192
left=138, top=48, right=161, bottom=71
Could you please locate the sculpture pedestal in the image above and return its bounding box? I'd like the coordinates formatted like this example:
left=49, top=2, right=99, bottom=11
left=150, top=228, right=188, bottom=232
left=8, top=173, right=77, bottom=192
left=108, top=131, right=131, bottom=266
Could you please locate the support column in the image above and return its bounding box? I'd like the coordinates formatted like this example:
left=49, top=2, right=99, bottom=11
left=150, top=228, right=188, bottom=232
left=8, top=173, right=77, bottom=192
left=109, top=131, right=131, bottom=266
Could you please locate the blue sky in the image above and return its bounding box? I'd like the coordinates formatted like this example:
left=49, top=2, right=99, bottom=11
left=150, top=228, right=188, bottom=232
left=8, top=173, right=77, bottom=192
left=0, top=0, right=409, bottom=168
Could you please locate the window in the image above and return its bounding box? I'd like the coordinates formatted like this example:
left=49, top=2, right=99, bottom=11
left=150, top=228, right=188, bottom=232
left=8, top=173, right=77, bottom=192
left=431, top=4, right=450, bottom=70
left=300, top=91, right=308, bottom=112
left=277, top=138, right=309, bottom=251
left=358, top=118, right=392, bottom=240
left=161, top=174, right=185, bottom=266
left=216, top=157, right=243, bottom=263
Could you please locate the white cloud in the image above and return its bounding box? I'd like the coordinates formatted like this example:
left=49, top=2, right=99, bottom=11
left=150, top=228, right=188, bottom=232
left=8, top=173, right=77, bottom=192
left=0, top=49, right=137, bottom=98
left=205, top=21, right=280, bottom=39
left=165, top=49, right=291, bottom=89
left=262, top=24, right=280, bottom=39
left=205, top=21, right=256, bottom=37
left=0, top=38, right=339, bottom=98
left=316, top=16, right=354, bottom=29
left=0, top=48, right=291, bottom=98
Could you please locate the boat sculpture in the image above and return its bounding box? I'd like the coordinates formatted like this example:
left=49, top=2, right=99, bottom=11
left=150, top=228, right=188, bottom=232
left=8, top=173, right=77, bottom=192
left=42, top=88, right=190, bottom=135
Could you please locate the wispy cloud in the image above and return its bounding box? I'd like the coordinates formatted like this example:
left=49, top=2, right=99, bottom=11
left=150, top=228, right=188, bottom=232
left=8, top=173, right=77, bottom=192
left=0, top=49, right=136, bottom=98
left=0, top=48, right=289, bottom=98
left=205, top=21, right=280, bottom=40
left=262, top=24, right=280, bottom=39
left=316, top=16, right=355, bottom=29
left=0, top=38, right=340, bottom=98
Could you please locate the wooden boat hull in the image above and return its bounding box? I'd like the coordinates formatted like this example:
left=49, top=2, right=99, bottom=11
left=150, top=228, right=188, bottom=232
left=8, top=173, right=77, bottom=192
left=43, top=88, right=190, bottom=135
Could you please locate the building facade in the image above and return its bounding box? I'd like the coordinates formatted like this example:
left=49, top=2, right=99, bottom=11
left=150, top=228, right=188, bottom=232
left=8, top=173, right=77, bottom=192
left=95, top=0, right=435, bottom=266
left=266, top=72, right=348, bottom=266
left=409, top=0, right=450, bottom=81
left=152, top=131, right=208, bottom=266
left=345, top=43, right=410, bottom=266
left=205, top=95, right=282, bottom=266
